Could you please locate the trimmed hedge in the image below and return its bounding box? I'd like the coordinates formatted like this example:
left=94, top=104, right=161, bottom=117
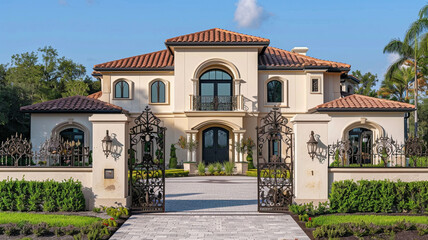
left=0, top=178, right=85, bottom=212
left=330, top=180, right=428, bottom=213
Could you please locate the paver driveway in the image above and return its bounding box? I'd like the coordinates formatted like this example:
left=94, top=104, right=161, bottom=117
left=111, top=176, right=309, bottom=240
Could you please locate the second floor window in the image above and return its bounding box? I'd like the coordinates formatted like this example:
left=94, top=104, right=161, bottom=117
left=267, top=80, right=282, bottom=103
left=114, top=80, right=129, bottom=98
left=151, top=81, right=166, bottom=103
left=311, top=78, right=320, bottom=93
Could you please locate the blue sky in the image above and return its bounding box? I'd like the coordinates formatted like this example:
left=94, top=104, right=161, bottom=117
left=0, top=0, right=425, bottom=84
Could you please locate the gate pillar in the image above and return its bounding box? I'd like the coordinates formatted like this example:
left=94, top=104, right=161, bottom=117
left=89, top=114, right=130, bottom=208
left=291, top=114, right=330, bottom=204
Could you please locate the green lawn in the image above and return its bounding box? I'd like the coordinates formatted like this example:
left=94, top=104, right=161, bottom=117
left=0, top=212, right=101, bottom=227
left=313, top=214, right=428, bottom=226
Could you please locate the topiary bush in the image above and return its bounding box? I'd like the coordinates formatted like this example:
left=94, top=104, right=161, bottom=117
left=169, top=144, right=178, bottom=169
left=330, top=180, right=428, bottom=213
left=0, top=178, right=85, bottom=212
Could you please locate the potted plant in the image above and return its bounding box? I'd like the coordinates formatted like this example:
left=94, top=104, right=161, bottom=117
left=178, top=136, right=198, bottom=161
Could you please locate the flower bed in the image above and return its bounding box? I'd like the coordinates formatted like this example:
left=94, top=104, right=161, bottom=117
left=0, top=206, right=129, bottom=239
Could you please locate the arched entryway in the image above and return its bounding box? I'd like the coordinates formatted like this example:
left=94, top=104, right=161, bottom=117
left=348, top=127, right=373, bottom=164
left=202, top=127, right=229, bottom=164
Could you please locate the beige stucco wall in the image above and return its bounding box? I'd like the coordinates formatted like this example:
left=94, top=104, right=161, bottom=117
left=329, top=168, right=428, bottom=188
left=30, top=113, right=92, bottom=152
left=0, top=168, right=93, bottom=209
left=326, top=112, right=406, bottom=143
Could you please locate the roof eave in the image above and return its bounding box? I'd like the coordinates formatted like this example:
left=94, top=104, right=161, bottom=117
left=20, top=109, right=124, bottom=114
left=314, top=108, right=416, bottom=113
left=258, top=66, right=350, bottom=72
left=93, top=67, right=174, bottom=72
left=165, top=41, right=270, bottom=47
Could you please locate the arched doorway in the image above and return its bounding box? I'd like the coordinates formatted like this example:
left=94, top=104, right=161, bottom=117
left=199, top=69, right=233, bottom=111
left=202, top=127, right=229, bottom=164
left=348, top=127, right=373, bottom=164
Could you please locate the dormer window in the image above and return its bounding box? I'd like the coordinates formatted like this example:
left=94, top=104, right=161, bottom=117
left=267, top=80, right=282, bottom=103
left=311, top=78, right=320, bottom=93
left=114, top=80, right=129, bottom=98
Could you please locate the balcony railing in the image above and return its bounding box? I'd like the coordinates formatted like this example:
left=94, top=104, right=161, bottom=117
left=191, top=95, right=242, bottom=111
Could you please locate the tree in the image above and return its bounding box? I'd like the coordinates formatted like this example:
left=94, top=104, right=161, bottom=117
left=351, top=70, right=379, bottom=97
left=384, top=4, right=428, bottom=135
left=5, top=46, right=99, bottom=103
left=0, top=85, right=31, bottom=140
left=379, top=67, right=414, bottom=102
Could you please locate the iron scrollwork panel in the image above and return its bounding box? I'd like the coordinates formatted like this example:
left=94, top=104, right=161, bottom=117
left=129, top=106, right=166, bottom=212
left=257, top=107, right=294, bottom=213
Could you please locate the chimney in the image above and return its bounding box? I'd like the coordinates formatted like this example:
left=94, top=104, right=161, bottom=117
left=291, top=47, right=309, bottom=56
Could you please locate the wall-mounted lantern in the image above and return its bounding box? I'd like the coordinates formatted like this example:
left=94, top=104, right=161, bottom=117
left=307, top=131, right=318, bottom=160
left=102, top=130, right=113, bottom=157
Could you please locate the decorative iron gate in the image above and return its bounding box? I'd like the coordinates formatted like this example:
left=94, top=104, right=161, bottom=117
left=129, top=106, right=166, bottom=212
left=256, top=107, right=293, bottom=213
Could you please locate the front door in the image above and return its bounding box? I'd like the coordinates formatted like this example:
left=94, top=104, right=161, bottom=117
left=202, top=127, right=229, bottom=164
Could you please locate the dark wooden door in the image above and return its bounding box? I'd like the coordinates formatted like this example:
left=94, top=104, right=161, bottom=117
left=202, top=127, right=229, bottom=164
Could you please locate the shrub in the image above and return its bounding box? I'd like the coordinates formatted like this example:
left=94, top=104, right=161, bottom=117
left=224, top=162, right=234, bottom=175
left=105, top=206, right=129, bottom=219
left=207, top=164, right=215, bottom=175
left=92, top=207, right=101, bottom=213
left=290, top=201, right=330, bottom=216
left=0, top=178, right=85, bottom=212
left=169, top=144, right=178, bottom=169
left=4, top=223, right=19, bottom=236
left=197, top=162, right=205, bottom=176
left=32, top=222, right=49, bottom=236
left=215, top=162, right=223, bottom=173
left=330, top=180, right=428, bottom=213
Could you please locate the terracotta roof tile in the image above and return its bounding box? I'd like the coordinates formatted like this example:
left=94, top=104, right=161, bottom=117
left=20, top=95, right=125, bottom=113
left=87, top=91, right=102, bottom=99
left=259, top=47, right=350, bottom=70
left=165, top=28, right=270, bottom=44
left=93, top=49, right=173, bottom=70
left=313, top=94, right=415, bottom=112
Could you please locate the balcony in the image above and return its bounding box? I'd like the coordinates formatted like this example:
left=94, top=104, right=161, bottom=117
left=190, top=95, right=243, bottom=111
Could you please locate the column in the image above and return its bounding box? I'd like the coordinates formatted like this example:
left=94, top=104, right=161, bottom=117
left=186, top=133, right=192, bottom=162
left=191, top=133, right=196, bottom=163
left=239, top=133, right=244, bottom=162
left=234, top=133, right=239, bottom=162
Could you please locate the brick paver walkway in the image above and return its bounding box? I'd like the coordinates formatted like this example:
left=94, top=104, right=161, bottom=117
left=111, top=176, right=309, bottom=240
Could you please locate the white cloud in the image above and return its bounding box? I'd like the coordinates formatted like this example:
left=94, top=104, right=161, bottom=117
left=234, top=0, right=268, bottom=28
left=387, top=53, right=400, bottom=65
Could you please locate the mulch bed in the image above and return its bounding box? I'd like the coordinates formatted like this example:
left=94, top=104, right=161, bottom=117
left=289, top=212, right=428, bottom=240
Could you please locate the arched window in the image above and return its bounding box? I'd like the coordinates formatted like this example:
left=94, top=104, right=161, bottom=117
left=151, top=81, right=166, bottom=103
left=114, top=80, right=129, bottom=98
left=267, top=80, right=282, bottom=103
left=199, top=69, right=233, bottom=110
left=60, top=128, right=85, bottom=146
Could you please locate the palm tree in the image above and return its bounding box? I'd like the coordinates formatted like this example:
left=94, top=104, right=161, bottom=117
left=383, top=4, right=428, bottom=136
left=379, top=67, right=414, bottom=102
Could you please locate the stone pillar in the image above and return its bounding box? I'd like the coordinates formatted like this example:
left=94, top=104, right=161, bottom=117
left=186, top=132, right=192, bottom=162
left=291, top=114, right=331, bottom=204
left=89, top=113, right=130, bottom=208
left=191, top=133, right=197, bottom=163
left=239, top=133, right=244, bottom=162
left=234, top=132, right=239, bottom=162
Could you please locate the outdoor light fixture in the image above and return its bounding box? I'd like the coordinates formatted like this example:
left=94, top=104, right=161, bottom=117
left=102, top=130, right=113, bottom=157
left=307, top=131, right=318, bottom=160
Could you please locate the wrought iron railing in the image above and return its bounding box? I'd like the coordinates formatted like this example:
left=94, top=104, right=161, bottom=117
left=327, top=136, right=428, bottom=168
left=192, top=95, right=237, bottom=111
left=0, top=133, right=91, bottom=167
